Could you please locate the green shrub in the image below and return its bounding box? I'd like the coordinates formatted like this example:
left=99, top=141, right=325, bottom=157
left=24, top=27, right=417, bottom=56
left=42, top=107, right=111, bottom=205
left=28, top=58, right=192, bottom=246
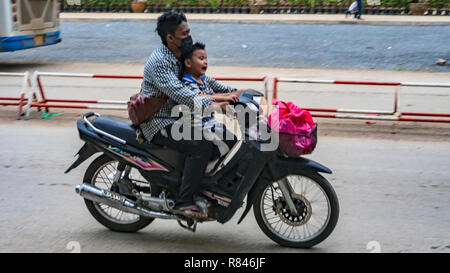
left=428, top=0, right=448, bottom=8
left=181, top=0, right=200, bottom=6
left=205, top=0, right=221, bottom=8
left=380, top=0, right=414, bottom=8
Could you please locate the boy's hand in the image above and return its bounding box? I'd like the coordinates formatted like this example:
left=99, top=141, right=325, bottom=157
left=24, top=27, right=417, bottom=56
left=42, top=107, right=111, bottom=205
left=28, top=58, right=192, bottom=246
left=225, top=92, right=239, bottom=103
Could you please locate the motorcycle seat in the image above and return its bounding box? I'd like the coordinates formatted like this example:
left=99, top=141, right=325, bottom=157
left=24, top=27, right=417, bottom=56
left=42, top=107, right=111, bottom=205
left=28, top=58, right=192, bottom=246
left=91, top=116, right=162, bottom=150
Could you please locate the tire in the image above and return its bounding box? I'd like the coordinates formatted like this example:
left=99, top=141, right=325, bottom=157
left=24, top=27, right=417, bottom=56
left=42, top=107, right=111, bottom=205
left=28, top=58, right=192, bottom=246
left=253, top=172, right=339, bottom=248
left=82, top=154, right=155, bottom=233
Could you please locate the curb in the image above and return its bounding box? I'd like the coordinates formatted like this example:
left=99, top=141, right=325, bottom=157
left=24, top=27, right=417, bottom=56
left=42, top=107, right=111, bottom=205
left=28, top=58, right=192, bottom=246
left=60, top=13, right=450, bottom=26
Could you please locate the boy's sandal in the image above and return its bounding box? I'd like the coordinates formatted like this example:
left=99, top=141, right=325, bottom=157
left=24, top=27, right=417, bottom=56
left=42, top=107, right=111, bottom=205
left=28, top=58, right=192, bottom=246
left=175, top=205, right=208, bottom=219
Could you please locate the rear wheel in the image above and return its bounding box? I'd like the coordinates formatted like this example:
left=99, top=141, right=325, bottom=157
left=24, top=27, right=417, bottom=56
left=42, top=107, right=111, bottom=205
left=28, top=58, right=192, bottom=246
left=253, top=173, right=339, bottom=248
left=83, top=154, right=155, bottom=232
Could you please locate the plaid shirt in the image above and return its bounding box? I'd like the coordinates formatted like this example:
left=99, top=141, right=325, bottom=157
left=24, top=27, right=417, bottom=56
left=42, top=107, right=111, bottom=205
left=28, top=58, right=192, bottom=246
left=139, top=44, right=235, bottom=141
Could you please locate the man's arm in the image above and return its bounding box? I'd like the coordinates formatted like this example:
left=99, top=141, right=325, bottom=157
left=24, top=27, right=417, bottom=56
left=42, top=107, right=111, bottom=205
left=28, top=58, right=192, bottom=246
left=151, top=62, right=214, bottom=111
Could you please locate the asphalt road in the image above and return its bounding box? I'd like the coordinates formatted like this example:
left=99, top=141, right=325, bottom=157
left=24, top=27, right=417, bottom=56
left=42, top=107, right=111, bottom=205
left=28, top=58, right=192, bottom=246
left=0, top=112, right=449, bottom=253
left=0, top=21, right=449, bottom=71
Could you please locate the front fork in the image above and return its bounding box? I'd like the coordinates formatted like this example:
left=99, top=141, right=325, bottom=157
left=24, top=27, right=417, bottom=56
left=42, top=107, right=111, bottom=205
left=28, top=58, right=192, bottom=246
left=278, top=178, right=299, bottom=216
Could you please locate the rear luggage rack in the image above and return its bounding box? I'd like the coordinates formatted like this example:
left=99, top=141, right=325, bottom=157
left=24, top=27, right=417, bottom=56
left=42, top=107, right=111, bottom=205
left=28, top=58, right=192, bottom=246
left=83, top=112, right=127, bottom=145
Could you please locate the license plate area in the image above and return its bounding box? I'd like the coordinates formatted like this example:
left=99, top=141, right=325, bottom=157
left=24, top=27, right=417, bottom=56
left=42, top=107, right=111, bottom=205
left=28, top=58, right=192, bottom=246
left=34, top=35, right=45, bottom=46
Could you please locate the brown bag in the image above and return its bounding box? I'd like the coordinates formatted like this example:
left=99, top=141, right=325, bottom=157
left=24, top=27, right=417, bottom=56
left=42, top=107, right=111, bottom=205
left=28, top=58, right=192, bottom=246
left=127, top=93, right=169, bottom=126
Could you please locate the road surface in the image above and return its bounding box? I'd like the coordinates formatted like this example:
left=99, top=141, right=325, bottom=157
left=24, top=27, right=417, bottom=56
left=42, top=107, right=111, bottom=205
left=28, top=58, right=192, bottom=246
left=0, top=104, right=449, bottom=253
left=0, top=21, right=449, bottom=71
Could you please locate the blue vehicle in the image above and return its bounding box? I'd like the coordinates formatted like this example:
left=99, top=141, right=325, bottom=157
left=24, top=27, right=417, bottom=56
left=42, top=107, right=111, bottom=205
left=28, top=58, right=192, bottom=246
left=0, top=0, right=61, bottom=52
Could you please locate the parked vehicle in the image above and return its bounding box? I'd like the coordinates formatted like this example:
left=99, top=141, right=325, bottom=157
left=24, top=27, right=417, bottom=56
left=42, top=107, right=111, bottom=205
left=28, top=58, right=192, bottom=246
left=0, top=0, right=61, bottom=52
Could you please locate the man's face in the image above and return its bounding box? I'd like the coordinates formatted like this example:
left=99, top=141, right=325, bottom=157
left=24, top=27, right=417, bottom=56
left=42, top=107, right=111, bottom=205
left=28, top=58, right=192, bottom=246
left=185, top=49, right=208, bottom=77
left=168, top=21, right=190, bottom=48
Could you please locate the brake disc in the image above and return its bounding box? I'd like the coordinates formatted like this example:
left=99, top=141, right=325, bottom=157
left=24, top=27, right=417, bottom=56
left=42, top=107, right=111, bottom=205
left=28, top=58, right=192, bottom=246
left=274, top=193, right=312, bottom=226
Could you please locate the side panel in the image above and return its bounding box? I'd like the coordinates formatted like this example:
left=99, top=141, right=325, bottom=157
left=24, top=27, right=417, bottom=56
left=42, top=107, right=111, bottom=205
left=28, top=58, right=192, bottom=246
left=216, top=148, right=273, bottom=224
left=79, top=120, right=172, bottom=171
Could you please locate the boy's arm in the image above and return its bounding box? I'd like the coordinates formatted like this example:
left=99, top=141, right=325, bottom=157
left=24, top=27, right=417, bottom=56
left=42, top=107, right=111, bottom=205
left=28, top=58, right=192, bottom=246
left=201, top=93, right=234, bottom=102
left=184, top=80, right=230, bottom=102
left=204, top=75, right=236, bottom=94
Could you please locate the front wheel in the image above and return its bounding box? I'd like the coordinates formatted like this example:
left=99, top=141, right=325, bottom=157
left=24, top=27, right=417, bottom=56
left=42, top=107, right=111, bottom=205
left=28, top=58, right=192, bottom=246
left=253, top=173, right=339, bottom=248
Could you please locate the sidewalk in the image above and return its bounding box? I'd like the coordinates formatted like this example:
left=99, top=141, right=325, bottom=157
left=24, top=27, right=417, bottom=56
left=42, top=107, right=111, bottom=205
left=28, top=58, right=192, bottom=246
left=60, top=12, right=450, bottom=26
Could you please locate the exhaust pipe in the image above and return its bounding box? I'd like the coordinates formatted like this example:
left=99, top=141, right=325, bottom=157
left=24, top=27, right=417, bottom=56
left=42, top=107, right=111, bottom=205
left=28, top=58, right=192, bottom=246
left=75, top=183, right=178, bottom=220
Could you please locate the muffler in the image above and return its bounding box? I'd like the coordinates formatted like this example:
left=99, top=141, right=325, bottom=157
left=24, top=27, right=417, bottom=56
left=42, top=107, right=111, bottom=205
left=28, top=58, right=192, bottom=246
left=75, top=183, right=178, bottom=220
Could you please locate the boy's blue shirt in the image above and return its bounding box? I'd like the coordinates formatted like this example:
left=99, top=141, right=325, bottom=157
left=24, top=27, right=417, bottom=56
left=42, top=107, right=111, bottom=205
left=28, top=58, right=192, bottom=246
left=181, top=73, right=215, bottom=124
left=181, top=73, right=215, bottom=95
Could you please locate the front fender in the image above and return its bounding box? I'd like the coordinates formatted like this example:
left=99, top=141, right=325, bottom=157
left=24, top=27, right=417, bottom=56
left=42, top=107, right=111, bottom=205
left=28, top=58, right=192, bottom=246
left=267, top=156, right=332, bottom=181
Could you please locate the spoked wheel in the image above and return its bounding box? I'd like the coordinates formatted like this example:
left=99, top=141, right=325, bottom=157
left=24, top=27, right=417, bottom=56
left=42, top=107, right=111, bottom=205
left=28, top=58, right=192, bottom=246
left=253, top=173, right=339, bottom=248
left=83, top=154, right=155, bottom=232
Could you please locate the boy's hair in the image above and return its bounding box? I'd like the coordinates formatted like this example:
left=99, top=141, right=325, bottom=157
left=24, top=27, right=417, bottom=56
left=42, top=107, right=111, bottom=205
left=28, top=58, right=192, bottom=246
left=180, top=42, right=206, bottom=79
left=185, top=42, right=206, bottom=59
left=156, top=12, right=187, bottom=46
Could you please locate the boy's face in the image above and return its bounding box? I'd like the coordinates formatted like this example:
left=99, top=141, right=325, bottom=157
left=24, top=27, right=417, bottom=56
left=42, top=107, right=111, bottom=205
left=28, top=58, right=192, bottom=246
left=185, top=49, right=208, bottom=77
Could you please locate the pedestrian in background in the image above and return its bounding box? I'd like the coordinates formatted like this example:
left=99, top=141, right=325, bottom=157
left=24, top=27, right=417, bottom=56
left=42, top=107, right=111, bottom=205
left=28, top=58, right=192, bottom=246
left=345, top=1, right=358, bottom=18
left=356, top=0, right=363, bottom=19
left=345, top=0, right=363, bottom=19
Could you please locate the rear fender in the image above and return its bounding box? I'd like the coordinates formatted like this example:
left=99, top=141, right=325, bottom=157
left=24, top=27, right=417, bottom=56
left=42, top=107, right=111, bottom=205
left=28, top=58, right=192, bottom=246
left=64, top=142, right=99, bottom=174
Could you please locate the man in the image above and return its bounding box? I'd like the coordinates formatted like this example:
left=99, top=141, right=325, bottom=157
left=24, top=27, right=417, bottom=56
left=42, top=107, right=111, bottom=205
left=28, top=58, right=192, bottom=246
left=139, top=12, right=237, bottom=219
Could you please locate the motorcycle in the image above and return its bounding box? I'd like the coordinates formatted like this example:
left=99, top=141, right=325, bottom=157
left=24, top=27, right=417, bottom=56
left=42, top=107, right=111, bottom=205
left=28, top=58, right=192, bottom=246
left=65, top=90, right=339, bottom=248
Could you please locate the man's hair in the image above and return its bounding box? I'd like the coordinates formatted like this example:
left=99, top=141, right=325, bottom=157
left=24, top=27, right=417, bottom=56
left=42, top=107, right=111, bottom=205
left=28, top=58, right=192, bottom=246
left=156, top=12, right=187, bottom=45
left=185, top=42, right=206, bottom=59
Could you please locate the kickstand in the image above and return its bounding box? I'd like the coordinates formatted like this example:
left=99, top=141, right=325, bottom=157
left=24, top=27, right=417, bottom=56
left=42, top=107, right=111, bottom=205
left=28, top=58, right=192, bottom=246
left=177, top=219, right=198, bottom=232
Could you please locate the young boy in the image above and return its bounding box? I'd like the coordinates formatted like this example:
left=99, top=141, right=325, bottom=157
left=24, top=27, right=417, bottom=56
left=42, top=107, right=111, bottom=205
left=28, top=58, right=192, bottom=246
left=181, top=42, right=240, bottom=174
left=181, top=42, right=239, bottom=103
